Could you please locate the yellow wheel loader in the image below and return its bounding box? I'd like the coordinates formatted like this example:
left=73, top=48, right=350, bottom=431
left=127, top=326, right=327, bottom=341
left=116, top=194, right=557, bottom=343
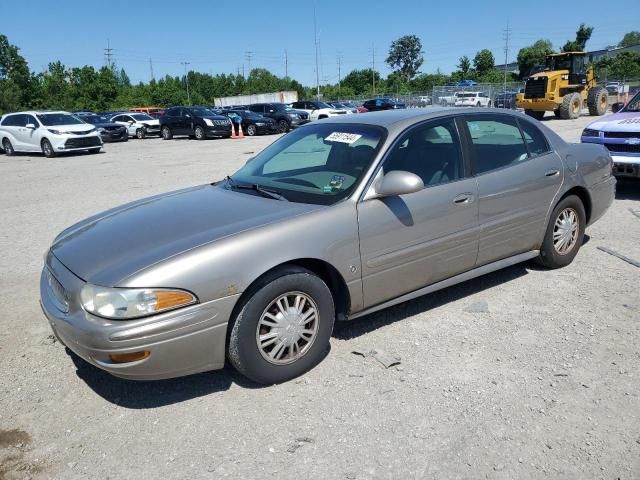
left=516, top=52, right=608, bottom=120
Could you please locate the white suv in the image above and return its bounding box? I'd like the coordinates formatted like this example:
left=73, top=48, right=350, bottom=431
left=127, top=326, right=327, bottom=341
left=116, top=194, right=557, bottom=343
left=110, top=112, right=161, bottom=139
left=290, top=101, right=348, bottom=121
left=454, top=92, right=491, bottom=107
left=0, top=111, right=102, bottom=157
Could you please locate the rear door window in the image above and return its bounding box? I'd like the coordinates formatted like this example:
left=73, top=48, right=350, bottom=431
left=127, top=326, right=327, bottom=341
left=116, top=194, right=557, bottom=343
left=517, top=119, right=551, bottom=156
left=464, top=115, right=529, bottom=174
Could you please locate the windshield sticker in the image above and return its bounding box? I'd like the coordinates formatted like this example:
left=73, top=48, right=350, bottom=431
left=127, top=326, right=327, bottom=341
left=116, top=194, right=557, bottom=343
left=325, top=132, right=362, bottom=144
left=323, top=175, right=345, bottom=193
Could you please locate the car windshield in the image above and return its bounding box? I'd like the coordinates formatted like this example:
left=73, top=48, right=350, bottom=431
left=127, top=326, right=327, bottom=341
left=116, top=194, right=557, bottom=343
left=37, top=113, right=84, bottom=126
left=229, top=123, right=386, bottom=205
left=315, top=102, right=332, bottom=109
left=83, top=115, right=111, bottom=124
left=131, top=113, right=153, bottom=121
left=621, top=91, right=640, bottom=112
left=189, top=107, right=214, bottom=117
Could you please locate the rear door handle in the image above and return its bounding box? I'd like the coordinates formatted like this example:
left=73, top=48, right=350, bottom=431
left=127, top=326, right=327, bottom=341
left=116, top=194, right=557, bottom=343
left=545, top=169, right=560, bottom=177
left=453, top=193, right=474, bottom=204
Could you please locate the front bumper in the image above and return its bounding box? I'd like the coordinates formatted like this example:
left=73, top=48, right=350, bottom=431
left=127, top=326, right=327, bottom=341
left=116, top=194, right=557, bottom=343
left=204, top=125, right=232, bottom=138
left=100, top=129, right=128, bottom=142
left=254, top=123, right=278, bottom=134
left=516, top=98, right=558, bottom=110
left=582, top=135, right=640, bottom=178
left=52, top=134, right=103, bottom=152
left=40, top=253, right=240, bottom=380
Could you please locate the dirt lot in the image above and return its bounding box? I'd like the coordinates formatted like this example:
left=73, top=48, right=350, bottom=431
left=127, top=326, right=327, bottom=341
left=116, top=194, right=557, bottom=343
left=1, top=113, right=639, bottom=480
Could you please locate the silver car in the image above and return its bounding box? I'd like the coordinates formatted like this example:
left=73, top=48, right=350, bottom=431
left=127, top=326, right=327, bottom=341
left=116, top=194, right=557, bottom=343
left=40, top=109, right=615, bottom=384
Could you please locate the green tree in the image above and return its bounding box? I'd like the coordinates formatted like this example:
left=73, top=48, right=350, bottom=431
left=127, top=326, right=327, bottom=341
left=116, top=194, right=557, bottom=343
left=562, top=23, right=593, bottom=52
left=619, top=31, right=640, bottom=48
left=341, top=68, right=382, bottom=96
left=457, top=55, right=471, bottom=76
left=517, top=39, right=553, bottom=79
left=385, top=34, right=424, bottom=82
left=473, top=49, right=495, bottom=77
left=0, top=34, right=31, bottom=111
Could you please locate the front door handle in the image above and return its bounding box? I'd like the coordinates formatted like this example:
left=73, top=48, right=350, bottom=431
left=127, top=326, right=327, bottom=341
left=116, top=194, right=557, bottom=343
left=545, top=169, right=560, bottom=177
left=453, top=193, right=474, bottom=205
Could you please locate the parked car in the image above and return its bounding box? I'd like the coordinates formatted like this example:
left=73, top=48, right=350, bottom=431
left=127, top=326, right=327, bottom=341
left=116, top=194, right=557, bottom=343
left=78, top=114, right=128, bottom=142
left=418, top=96, right=432, bottom=106
left=159, top=106, right=232, bottom=140
left=581, top=89, right=640, bottom=178
left=247, top=103, right=310, bottom=133
left=111, top=112, right=161, bottom=139
left=439, top=92, right=461, bottom=106
left=0, top=110, right=102, bottom=157
left=39, top=109, right=615, bottom=384
left=216, top=109, right=278, bottom=136
left=454, top=92, right=491, bottom=107
left=457, top=79, right=479, bottom=87
left=494, top=91, right=518, bottom=109
left=361, top=98, right=406, bottom=111
left=326, top=101, right=357, bottom=114
left=129, top=107, right=164, bottom=118
left=290, top=101, right=348, bottom=120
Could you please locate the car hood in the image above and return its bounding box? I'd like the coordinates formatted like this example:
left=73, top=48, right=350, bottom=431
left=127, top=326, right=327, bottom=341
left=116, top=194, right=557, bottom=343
left=94, top=122, right=123, bottom=128
left=202, top=115, right=228, bottom=121
left=51, top=184, right=323, bottom=286
left=586, top=111, right=640, bottom=132
left=138, top=119, right=160, bottom=126
left=46, top=124, right=95, bottom=133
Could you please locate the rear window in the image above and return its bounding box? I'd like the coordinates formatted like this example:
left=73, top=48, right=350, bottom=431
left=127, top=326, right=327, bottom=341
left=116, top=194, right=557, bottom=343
left=459, top=93, right=477, bottom=98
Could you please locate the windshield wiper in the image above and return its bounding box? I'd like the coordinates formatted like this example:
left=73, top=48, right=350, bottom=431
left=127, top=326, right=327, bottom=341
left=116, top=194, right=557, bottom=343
left=225, top=176, right=288, bottom=201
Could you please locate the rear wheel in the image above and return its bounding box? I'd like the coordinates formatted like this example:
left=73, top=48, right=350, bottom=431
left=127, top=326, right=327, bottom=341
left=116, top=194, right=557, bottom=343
left=559, top=92, right=582, bottom=119
left=161, top=126, right=172, bottom=140
left=536, top=195, right=586, bottom=269
left=525, top=110, right=545, bottom=120
left=277, top=119, right=289, bottom=134
left=41, top=139, right=55, bottom=158
left=136, top=127, right=146, bottom=139
left=3, top=138, right=15, bottom=156
left=246, top=124, right=257, bottom=136
left=587, top=86, right=608, bottom=116
left=194, top=125, right=206, bottom=140
left=227, top=266, right=335, bottom=384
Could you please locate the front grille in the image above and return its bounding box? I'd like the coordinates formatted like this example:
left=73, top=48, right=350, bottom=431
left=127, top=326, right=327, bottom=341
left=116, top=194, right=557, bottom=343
left=65, top=136, right=101, bottom=148
left=605, top=143, right=640, bottom=153
left=69, top=130, right=92, bottom=135
left=603, top=131, right=640, bottom=139
left=524, top=77, right=548, bottom=99
left=213, top=119, right=229, bottom=126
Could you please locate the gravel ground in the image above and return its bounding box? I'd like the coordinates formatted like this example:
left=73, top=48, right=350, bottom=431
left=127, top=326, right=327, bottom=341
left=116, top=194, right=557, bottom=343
left=1, top=113, right=639, bottom=480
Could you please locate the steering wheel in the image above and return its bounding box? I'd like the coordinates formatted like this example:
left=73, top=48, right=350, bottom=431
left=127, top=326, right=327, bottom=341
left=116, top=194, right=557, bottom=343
left=276, top=177, right=321, bottom=189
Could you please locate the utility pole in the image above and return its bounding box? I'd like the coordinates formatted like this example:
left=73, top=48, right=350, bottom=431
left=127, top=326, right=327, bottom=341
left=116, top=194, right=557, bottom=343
left=149, top=58, right=154, bottom=81
left=181, top=61, right=191, bottom=105
left=503, top=21, right=511, bottom=99
left=337, top=52, right=343, bottom=97
left=104, top=39, right=114, bottom=68
left=284, top=49, right=288, bottom=78
left=313, top=5, right=320, bottom=100
left=245, top=51, right=253, bottom=76
left=371, top=45, right=376, bottom=96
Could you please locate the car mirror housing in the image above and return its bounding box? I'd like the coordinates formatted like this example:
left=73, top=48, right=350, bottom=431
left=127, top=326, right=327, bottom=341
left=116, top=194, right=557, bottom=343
left=25, top=123, right=36, bottom=129
left=375, top=170, right=424, bottom=198
left=611, top=102, right=624, bottom=113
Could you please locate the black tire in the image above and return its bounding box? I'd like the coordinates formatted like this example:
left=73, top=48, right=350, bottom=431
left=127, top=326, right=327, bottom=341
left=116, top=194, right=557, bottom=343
left=476, top=102, right=481, bottom=107
left=559, top=92, right=582, bottom=120
left=536, top=195, right=586, bottom=269
left=161, top=126, right=172, bottom=140
left=136, top=127, right=146, bottom=139
left=525, top=110, right=545, bottom=120
left=553, top=109, right=561, bottom=118
left=277, top=119, right=289, bottom=134
left=3, top=138, right=15, bottom=156
left=122, top=135, right=129, bottom=142
left=246, top=124, right=257, bottom=136
left=228, top=266, right=335, bottom=384
left=41, top=139, right=55, bottom=158
left=587, top=86, right=608, bottom=116
left=194, top=125, right=206, bottom=140
left=88, top=148, right=100, bottom=154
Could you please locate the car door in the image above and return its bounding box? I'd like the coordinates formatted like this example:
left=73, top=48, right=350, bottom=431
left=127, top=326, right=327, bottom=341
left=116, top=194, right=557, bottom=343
left=10, top=114, right=32, bottom=150
left=357, top=117, right=480, bottom=307
left=461, top=113, right=563, bottom=266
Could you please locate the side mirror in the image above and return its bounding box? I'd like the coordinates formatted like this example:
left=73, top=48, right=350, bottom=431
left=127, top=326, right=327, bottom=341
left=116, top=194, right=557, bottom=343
left=128, top=120, right=134, bottom=125
left=375, top=170, right=424, bottom=197
left=25, top=123, right=36, bottom=130
left=245, top=156, right=255, bottom=165
left=611, top=102, right=624, bottom=113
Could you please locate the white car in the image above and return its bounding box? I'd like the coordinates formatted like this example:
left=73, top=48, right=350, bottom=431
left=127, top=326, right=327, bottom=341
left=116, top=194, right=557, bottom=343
left=110, top=112, right=161, bottom=139
left=290, top=101, right=348, bottom=121
left=0, top=111, right=102, bottom=157
left=454, top=92, right=491, bottom=107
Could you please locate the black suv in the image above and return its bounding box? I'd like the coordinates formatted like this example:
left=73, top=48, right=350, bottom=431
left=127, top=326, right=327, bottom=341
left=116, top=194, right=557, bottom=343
left=159, top=106, right=232, bottom=140
left=247, top=103, right=309, bottom=133
left=361, top=98, right=406, bottom=112
left=214, top=109, right=278, bottom=136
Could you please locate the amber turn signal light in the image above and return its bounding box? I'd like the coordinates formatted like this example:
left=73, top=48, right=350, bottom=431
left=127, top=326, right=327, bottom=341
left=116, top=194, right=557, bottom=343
left=109, top=351, right=150, bottom=364
left=154, top=290, right=195, bottom=311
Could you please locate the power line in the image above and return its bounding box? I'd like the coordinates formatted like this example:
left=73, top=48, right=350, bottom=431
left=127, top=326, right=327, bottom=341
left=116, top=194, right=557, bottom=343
left=313, top=4, right=320, bottom=99
left=371, top=45, right=376, bottom=96
left=104, top=39, right=114, bottom=68
left=284, top=49, right=288, bottom=78
left=337, top=51, right=343, bottom=95
left=245, top=50, right=253, bottom=75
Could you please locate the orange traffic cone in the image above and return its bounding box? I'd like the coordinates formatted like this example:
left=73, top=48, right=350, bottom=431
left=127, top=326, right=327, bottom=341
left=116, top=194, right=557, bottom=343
left=230, top=120, right=237, bottom=139
left=237, top=122, right=245, bottom=139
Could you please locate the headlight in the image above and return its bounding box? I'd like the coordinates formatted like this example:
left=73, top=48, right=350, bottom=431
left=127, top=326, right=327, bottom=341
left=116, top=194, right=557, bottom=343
left=97, top=128, right=106, bottom=133
left=204, top=118, right=214, bottom=126
left=80, top=284, right=197, bottom=320
left=255, top=122, right=265, bottom=126
left=582, top=128, right=600, bottom=137
left=288, top=113, right=299, bottom=119
left=48, top=129, right=62, bottom=135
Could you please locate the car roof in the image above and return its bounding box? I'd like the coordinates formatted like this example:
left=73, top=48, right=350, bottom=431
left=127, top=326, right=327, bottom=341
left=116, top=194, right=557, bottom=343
left=2, top=110, right=71, bottom=116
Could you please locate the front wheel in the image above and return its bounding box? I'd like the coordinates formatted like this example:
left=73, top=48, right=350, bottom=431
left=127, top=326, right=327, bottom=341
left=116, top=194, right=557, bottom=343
left=277, top=119, right=289, bottom=134
left=246, top=124, right=257, bottom=136
left=136, top=127, right=146, bottom=139
left=536, top=195, right=586, bottom=269
left=161, top=126, right=172, bottom=140
left=194, top=125, right=206, bottom=140
left=227, top=266, right=335, bottom=384
left=41, top=139, right=55, bottom=158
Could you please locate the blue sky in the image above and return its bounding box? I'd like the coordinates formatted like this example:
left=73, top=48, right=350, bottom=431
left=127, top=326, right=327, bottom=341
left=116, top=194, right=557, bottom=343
left=4, top=0, right=639, bottom=86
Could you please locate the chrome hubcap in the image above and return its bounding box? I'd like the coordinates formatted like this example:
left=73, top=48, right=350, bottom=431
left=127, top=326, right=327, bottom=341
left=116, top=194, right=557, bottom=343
left=553, top=208, right=579, bottom=255
left=256, top=292, right=319, bottom=365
